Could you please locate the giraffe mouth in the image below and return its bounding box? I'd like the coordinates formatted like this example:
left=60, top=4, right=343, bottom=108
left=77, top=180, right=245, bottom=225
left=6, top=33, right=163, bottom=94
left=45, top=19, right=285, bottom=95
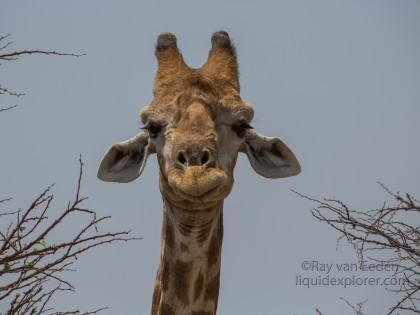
left=167, top=166, right=228, bottom=198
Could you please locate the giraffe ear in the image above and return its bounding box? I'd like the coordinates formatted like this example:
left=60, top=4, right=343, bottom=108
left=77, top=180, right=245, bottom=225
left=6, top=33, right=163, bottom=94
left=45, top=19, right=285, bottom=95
left=97, top=131, right=155, bottom=183
left=241, top=131, right=301, bottom=178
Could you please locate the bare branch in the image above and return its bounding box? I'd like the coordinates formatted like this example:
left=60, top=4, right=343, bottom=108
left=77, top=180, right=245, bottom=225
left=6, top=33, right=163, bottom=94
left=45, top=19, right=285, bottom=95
left=0, top=85, right=25, bottom=97
left=340, top=297, right=368, bottom=315
left=0, top=158, right=141, bottom=314
left=294, top=184, right=420, bottom=314
left=0, top=49, right=85, bottom=61
left=0, top=34, right=85, bottom=110
left=0, top=104, right=17, bottom=112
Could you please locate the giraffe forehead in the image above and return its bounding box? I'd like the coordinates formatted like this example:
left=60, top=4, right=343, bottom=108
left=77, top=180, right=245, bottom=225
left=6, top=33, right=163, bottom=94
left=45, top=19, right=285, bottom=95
left=140, top=95, right=254, bottom=125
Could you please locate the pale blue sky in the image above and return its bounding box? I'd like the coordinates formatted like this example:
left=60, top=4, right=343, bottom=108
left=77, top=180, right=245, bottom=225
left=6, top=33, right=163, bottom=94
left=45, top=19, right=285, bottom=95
left=1, top=1, right=419, bottom=314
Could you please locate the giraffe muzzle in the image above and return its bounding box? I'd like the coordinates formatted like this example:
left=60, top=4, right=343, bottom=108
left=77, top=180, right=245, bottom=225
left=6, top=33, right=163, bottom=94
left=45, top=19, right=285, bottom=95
left=167, top=165, right=228, bottom=198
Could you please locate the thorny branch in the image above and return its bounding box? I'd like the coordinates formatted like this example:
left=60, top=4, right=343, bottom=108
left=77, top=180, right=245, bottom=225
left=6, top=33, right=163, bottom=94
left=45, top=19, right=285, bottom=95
left=315, top=298, right=368, bottom=315
left=0, top=49, right=85, bottom=61
left=0, top=33, right=85, bottom=112
left=0, top=157, right=141, bottom=314
left=295, top=184, right=420, bottom=315
left=0, top=105, right=17, bottom=113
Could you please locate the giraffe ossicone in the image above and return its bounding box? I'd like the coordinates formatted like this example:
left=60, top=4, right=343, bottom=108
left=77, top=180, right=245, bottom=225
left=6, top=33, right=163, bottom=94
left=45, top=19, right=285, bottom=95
left=98, top=30, right=301, bottom=315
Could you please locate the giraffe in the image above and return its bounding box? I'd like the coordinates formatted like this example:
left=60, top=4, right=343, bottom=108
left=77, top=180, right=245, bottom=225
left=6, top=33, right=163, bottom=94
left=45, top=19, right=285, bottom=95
left=98, top=31, right=301, bottom=315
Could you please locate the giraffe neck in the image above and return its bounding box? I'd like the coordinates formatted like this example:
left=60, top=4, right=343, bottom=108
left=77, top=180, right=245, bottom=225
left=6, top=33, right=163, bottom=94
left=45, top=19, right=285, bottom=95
left=151, top=199, right=224, bottom=315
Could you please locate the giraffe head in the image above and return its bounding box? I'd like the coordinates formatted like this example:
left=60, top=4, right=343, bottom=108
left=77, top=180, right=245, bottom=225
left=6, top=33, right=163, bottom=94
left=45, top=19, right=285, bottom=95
left=98, top=31, right=301, bottom=208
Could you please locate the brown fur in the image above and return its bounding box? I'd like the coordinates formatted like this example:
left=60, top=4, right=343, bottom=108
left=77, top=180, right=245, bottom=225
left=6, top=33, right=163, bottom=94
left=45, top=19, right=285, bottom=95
left=161, top=259, right=170, bottom=292
left=160, top=303, right=175, bottom=315
left=151, top=277, right=162, bottom=315
left=174, top=260, right=192, bottom=305
left=207, top=233, right=221, bottom=266
left=164, top=214, right=175, bottom=249
left=204, top=273, right=220, bottom=301
left=194, top=272, right=204, bottom=301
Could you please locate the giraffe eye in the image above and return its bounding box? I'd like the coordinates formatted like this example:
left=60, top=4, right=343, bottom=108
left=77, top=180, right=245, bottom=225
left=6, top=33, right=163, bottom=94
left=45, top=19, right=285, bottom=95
left=143, top=122, right=162, bottom=138
left=231, top=122, right=253, bottom=138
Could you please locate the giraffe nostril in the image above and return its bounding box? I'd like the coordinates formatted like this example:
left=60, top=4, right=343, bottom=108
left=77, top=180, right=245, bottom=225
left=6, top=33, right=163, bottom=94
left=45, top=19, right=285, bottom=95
left=201, top=150, right=210, bottom=165
left=177, top=151, right=187, bottom=166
